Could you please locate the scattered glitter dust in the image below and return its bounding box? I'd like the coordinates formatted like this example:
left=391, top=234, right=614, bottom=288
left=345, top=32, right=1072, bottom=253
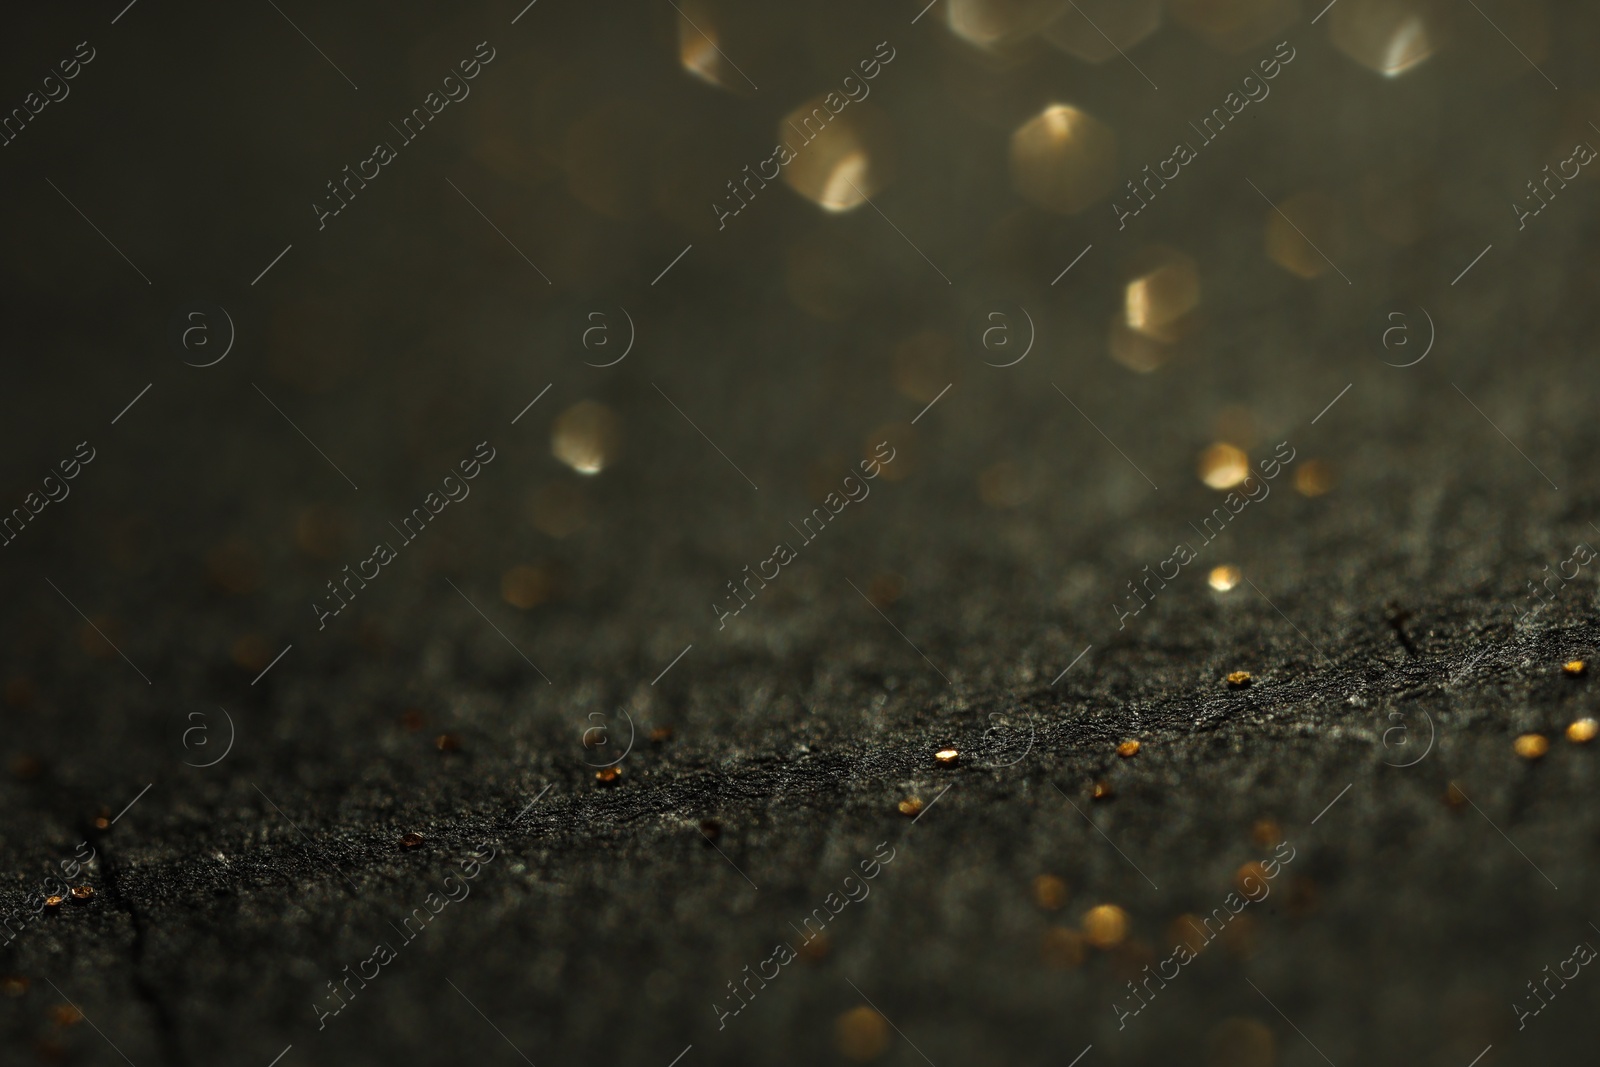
left=1042, top=926, right=1087, bottom=967
left=1092, top=779, right=1114, bottom=800
left=1563, top=659, right=1587, bottom=677
left=1082, top=903, right=1130, bottom=948
left=1033, top=874, right=1069, bottom=910
left=595, top=767, right=622, bottom=784
left=43, top=895, right=64, bottom=910
left=934, top=748, right=960, bottom=766
left=1199, top=443, right=1250, bottom=489
left=1226, top=670, right=1253, bottom=688
left=1567, top=719, right=1598, bottom=743
left=69, top=885, right=92, bottom=901
left=1208, top=564, right=1241, bottom=592
left=1514, top=733, right=1550, bottom=760
left=835, top=1005, right=890, bottom=1062
left=897, top=797, right=924, bottom=817
left=400, top=832, right=425, bottom=849
left=1116, top=740, right=1141, bottom=757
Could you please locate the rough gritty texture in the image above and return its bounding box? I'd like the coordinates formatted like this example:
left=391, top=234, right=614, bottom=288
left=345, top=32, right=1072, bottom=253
left=2, top=1, right=1599, bottom=1065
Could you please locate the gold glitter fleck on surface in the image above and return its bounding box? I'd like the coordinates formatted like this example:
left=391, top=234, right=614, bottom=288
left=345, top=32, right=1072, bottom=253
left=1330, top=0, right=1436, bottom=78
left=595, top=766, right=622, bottom=784
left=1083, top=903, right=1129, bottom=948
left=1033, top=874, right=1069, bottom=911
left=1124, top=247, right=1200, bottom=343
left=897, top=796, right=924, bottom=816
left=779, top=98, right=895, bottom=213
left=1209, top=565, right=1241, bottom=592
left=400, top=832, right=424, bottom=849
left=1563, top=659, right=1587, bottom=676
left=1514, top=733, right=1550, bottom=760
left=1567, top=719, right=1598, bottom=743
left=1199, top=443, right=1250, bottom=489
left=69, top=886, right=92, bottom=901
left=43, top=895, right=64, bottom=910
left=1042, top=925, right=1087, bottom=967
left=1226, top=670, right=1253, bottom=689
left=1294, top=459, right=1334, bottom=497
left=434, top=733, right=461, bottom=753
left=1092, top=779, right=1114, bottom=800
left=552, top=400, right=622, bottom=476
left=1117, top=739, right=1141, bottom=757
left=934, top=748, right=960, bottom=766
left=835, top=1005, right=890, bottom=1062
left=1010, top=104, right=1118, bottom=215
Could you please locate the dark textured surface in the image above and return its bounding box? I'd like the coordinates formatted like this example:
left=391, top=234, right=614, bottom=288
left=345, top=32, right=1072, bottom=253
left=2, top=1, right=1600, bottom=1065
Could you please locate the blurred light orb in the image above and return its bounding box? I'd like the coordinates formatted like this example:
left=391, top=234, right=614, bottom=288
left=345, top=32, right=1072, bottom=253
left=1209, top=564, right=1242, bottom=591
left=779, top=98, right=895, bottom=213
left=1199, top=442, right=1250, bottom=489
left=551, top=400, right=621, bottom=475
left=1043, top=0, right=1162, bottom=63
left=676, top=2, right=741, bottom=92
left=1108, top=314, right=1170, bottom=374
left=1330, top=0, right=1435, bottom=77
left=1010, top=104, right=1118, bottom=215
left=947, top=0, right=1063, bottom=49
left=1124, top=248, right=1200, bottom=342
left=1265, top=190, right=1343, bottom=280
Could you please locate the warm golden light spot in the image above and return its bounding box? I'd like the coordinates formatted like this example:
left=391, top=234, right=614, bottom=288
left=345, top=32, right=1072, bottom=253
left=1117, top=739, right=1141, bottom=757
left=1042, top=0, right=1162, bottom=63
left=1125, top=250, right=1200, bottom=343
left=935, top=748, right=960, bottom=766
left=1108, top=313, right=1172, bottom=374
left=835, top=1006, right=890, bottom=1061
left=947, top=0, right=1062, bottom=50
left=1010, top=104, right=1118, bottom=215
left=1042, top=925, right=1087, bottom=967
left=1330, top=0, right=1436, bottom=78
left=1226, top=670, right=1253, bottom=688
left=675, top=2, right=746, bottom=93
left=1033, top=874, right=1069, bottom=910
left=1514, top=733, right=1550, bottom=760
left=1199, top=443, right=1250, bottom=489
left=1234, top=862, right=1269, bottom=894
left=1566, top=719, right=1597, bottom=743
left=1083, top=903, right=1129, bottom=948
left=48, top=1003, right=82, bottom=1027
left=1294, top=459, right=1334, bottom=497
left=1092, top=779, right=1114, bottom=800
left=595, top=766, right=622, bottom=784
left=779, top=99, right=895, bottom=213
left=1250, top=818, right=1280, bottom=848
left=1444, top=782, right=1467, bottom=808
left=897, top=796, right=924, bottom=817
left=552, top=400, right=621, bottom=476
left=501, top=564, right=553, bottom=610
left=1209, top=565, right=1241, bottom=592
left=1266, top=190, right=1345, bottom=280
left=399, top=832, right=424, bottom=849
left=1562, top=659, right=1587, bottom=676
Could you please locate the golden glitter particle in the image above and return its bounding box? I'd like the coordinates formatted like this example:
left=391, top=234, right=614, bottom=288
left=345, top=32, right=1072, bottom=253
left=1124, top=247, right=1200, bottom=343
left=399, top=709, right=424, bottom=732
left=1010, top=104, right=1118, bottom=216
left=69, top=886, right=92, bottom=902
left=434, top=733, right=461, bottom=753
left=649, top=725, right=675, bottom=744
left=0, top=975, right=27, bottom=997
left=1208, top=564, right=1241, bottom=592
left=92, top=817, right=110, bottom=831
left=1444, top=782, right=1467, bottom=808
left=778, top=98, right=896, bottom=213
left=1234, top=862, right=1269, bottom=894
left=1205, top=1016, right=1276, bottom=1067
left=1329, top=0, right=1436, bottom=78
left=400, top=833, right=424, bottom=849
left=1563, top=659, right=1587, bottom=677
left=835, top=1005, right=891, bottom=1062
left=1033, top=874, right=1069, bottom=911
left=934, top=748, right=960, bottom=766
left=799, top=932, right=831, bottom=961
left=1567, top=719, right=1598, bottom=743
left=501, top=564, right=553, bottom=610
left=1041, top=925, right=1087, bottom=968
left=1082, top=903, right=1130, bottom=949
left=1108, top=312, right=1171, bottom=374
left=1199, top=443, right=1250, bottom=489
left=1250, top=818, right=1281, bottom=848
left=1116, top=739, right=1141, bottom=758
left=551, top=401, right=622, bottom=476
left=1294, top=459, right=1334, bottom=497
left=595, top=766, right=622, bottom=784
left=1514, top=734, right=1550, bottom=760
left=1092, top=779, right=1114, bottom=800
left=897, top=797, right=924, bottom=817
left=47, top=1004, right=82, bottom=1027
left=1169, top=915, right=1210, bottom=955
left=43, top=896, right=64, bottom=910
left=1226, top=671, right=1253, bottom=689
left=675, top=1, right=744, bottom=93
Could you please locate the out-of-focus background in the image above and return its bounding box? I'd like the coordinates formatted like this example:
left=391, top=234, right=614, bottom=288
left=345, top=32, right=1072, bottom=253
left=1, top=1, right=1599, bottom=1064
